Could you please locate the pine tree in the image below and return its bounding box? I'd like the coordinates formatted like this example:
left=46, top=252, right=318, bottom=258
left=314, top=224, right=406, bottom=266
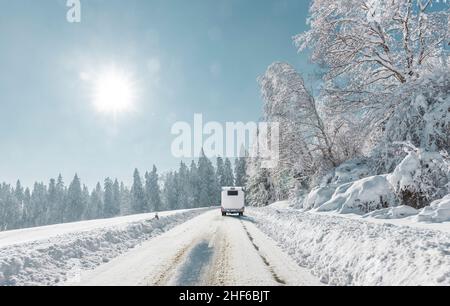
left=103, top=178, right=115, bottom=218
left=144, top=171, right=152, bottom=211
left=246, top=160, right=275, bottom=207
left=81, top=185, right=90, bottom=220
left=235, top=157, right=248, bottom=187
left=189, top=161, right=200, bottom=208
left=0, top=185, right=4, bottom=230
left=65, top=174, right=84, bottom=222
left=112, top=179, right=121, bottom=216
left=87, top=182, right=103, bottom=220
left=2, top=183, right=21, bottom=230
left=14, top=180, right=24, bottom=206
left=22, top=188, right=31, bottom=228
left=30, top=182, right=48, bottom=226
left=198, top=150, right=218, bottom=207
left=47, top=178, right=58, bottom=225
left=131, top=169, right=147, bottom=213
left=55, top=174, right=66, bottom=224
left=216, top=157, right=225, bottom=186
left=14, top=180, right=24, bottom=227
left=163, top=172, right=179, bottom=210
left=177, top=162, right=191, bottom=209
left=146, top=166, right=162, bottom=212
left=120, top=182, right=131, bottom=216
left=223, top=158, right=235, bottom=187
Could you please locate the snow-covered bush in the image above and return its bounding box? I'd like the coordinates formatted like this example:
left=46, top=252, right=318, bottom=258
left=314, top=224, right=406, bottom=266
left=325, top=158, right=372, bottom=186
left=318, top=175, right=398, bottom=214
left=302, top=186, right=337, bottom=210
left=418, top=194, right=450, bottom=223
left=245, top=161, right=276, bottom=207
left=387, top=146, right=450, bottom=209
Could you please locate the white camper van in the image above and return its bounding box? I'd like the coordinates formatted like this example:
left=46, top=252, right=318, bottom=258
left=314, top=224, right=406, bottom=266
left=221, top=187, right=245, bottom=216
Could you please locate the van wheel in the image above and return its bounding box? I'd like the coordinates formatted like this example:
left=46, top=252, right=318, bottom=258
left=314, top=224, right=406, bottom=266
left=239, top=212, right=244, bottom=217
left=222, top=212, right=226, bottom=216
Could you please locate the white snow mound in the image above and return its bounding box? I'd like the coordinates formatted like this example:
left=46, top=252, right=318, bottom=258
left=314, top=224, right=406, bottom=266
left=418, top=195, right=450, bottom=223
left=317, top=175, right=397, bottom=214
left=303, top=186, right=336, bottom=210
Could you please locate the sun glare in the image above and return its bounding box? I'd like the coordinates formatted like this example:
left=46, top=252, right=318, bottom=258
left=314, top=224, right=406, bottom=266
left=93, top=68, right=135, bottom=115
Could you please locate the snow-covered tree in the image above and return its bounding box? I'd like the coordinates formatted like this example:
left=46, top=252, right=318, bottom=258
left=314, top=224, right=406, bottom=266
left=145, top=166, right=162, bottom=212
left=222, top=158, right=235, bottom=187
left=295, top=0, right=449, bottom=133
left=119, top=182, right=131, bottom=216
left=103, top=178, right=116, bottom=218
left=245, top=158, right=275, bottom=207
left=32, top=182, right=49, bottom=226
left=54, top=174, right=66, bottom=224
left=234, top=155, right=248, bottom=188
left=189, top=160, right=201, bottom=208
left=198, top=150, right=219, bottom=207
left=0, top=183, right=22, bottom=230
left=47, top=178, right=59, bottom=224
left=131, top=169, right=147, bottom=213
left=162, top=171, right=179, bottom=210
left=216, top=157, right=225, bottom=186
left=176, top=162, right=191, bottom=209
left=21, top=188, right=31, bottom=228
left=65, top=174, right=84, bottom=222
left=87, top=182, right=103, bottom=220
left=259, top=62, right=344, bottom=197
left=113, top=179, right=121, bottom=216
left=81, top=185, right=90, bottom=220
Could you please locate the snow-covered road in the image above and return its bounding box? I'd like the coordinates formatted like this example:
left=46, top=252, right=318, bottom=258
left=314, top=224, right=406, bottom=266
left=75, top=210, right=321, bottom=286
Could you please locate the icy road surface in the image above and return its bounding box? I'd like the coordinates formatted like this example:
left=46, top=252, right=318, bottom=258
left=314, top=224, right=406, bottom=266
left=75, top=210, right=321, bottom=286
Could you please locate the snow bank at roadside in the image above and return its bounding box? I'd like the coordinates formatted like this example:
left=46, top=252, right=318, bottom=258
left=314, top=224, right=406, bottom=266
left=363, top=205, right=419, bottom=220
left=299, top=148, right=450, bottom=222
left=419, top=195, right=450, bottom=223
left=0, top=209, right=208, bottom=286
left=248, top=207, right=450, bottom=286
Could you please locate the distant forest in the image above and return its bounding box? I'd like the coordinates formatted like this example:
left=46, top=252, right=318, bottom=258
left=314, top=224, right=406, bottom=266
left=0, top=152, right=247, bottom=231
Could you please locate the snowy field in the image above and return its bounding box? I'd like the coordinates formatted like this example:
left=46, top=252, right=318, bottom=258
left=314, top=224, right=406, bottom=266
left=0, top=208, right=209, bottom=286
left=248, top=205, right=450, bottom=286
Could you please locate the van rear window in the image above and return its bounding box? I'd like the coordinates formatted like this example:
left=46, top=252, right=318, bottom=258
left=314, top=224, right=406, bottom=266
left=227, top=190, right=239, bottom=196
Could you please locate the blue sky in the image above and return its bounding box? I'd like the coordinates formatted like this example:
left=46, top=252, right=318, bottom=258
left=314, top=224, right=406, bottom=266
left=0, top=0, right=313, bottom=188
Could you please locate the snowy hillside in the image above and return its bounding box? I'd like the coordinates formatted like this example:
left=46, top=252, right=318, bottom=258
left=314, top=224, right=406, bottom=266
left=0, top=208, right=209, bottom=286
left=248, top=205, right=450, bottom=286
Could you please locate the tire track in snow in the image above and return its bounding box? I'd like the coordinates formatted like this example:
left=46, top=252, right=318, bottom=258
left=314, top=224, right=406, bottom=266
left=240, top=220, right=286, bottom=285
left=172, top=240, right=214, bottom=286
left=152, top=242, right=193, bottom=286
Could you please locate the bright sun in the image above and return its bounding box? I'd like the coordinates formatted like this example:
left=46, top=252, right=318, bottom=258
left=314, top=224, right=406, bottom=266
left=93, top=68, right=135, bottom=115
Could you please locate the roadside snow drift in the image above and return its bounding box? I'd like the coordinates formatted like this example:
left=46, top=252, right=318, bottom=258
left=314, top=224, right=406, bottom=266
left=248, top=207, right=450, bottom=286
left=419, top=195, right=450, bottom=223
left=0, top=209, right=208, bottom=286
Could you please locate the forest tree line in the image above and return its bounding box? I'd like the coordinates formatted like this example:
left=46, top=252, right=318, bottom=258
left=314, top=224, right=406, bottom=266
left=0, top=152, right=247, bottom=231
